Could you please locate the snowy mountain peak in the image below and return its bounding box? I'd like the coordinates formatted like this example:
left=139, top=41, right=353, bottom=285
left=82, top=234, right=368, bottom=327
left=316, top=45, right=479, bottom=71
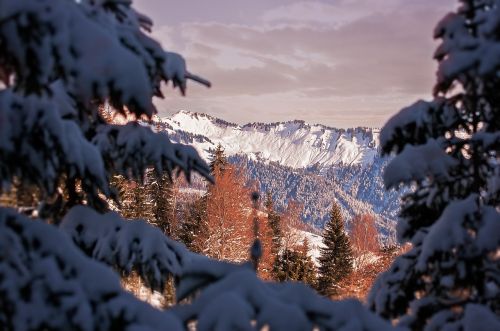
left=169, top=110, right=238, bottom=129
left=160, top=111, right=381, bottom=169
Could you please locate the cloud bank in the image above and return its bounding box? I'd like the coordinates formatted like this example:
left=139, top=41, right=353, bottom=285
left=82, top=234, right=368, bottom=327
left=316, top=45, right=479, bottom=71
left=136, top=0, right=456, bottom=127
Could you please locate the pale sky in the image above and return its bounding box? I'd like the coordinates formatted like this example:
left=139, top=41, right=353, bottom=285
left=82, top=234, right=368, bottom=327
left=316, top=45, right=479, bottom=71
left=135, top=0, right=456, bottom=128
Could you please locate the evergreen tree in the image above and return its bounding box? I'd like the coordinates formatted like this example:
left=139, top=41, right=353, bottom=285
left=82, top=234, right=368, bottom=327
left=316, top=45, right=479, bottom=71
left=272, top=239, right=317, bottom=288
left=369, top=1, right=500, bottom=329
left=0, top=0, right=214, bottom=328
left=112, top=175, right=150, bottom=220
left=209, top=144, right=228, bottom=174
left=148, top=172, right=176, bottom=236
left=178, top=195, right=208, bottom=254
left=317, top=202, right=353, bottom=297
left=265, top=192, right=282, bottom=257
left=299, top=238, right=318, bottom=288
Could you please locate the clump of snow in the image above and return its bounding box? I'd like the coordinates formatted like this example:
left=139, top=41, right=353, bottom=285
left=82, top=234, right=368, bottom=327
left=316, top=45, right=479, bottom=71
left=173, top=265, right=402, bottom=331
left=384, top=139, right=457, bottom=189
left=380, top=99, right=459, bottom=154
left=0, top=207, right=183, bottom=330
left=60, top=205, right=188, bottom=291
left=0, top=89, right=108, bottom=197
left=418, top=195, right=500, bottom=268
left=93, top=122, right=211, bottom=182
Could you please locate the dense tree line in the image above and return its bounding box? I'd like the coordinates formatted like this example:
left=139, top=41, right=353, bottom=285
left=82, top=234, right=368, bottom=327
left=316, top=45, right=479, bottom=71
left=107, top=146, right=368, bottom=296
left=231, top=154, right=398, bottom=245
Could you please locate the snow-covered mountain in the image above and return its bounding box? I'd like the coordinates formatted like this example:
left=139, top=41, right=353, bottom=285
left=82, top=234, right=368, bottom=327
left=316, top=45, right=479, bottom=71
left=160, top=110, right=380, bottom=169
left=153, top=110, right=399, bottom=242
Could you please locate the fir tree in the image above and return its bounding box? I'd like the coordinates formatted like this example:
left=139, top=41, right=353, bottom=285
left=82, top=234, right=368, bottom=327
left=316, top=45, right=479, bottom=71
left=112, top=175, right=150, bottom=220
left=0, top=0, right=213, bottom=328
left=317, top=202, right=353, bottom=297
left=369, top=1, right=500, bottom=329
left=272, top=240, right=317, bottom=288
left=209, top=144, right=228, bottom=174
left=178, top=195, right=208, bottom=254
left=148, top=172, right=176, bottom=237
left=299, top=238, right=318, bottom=288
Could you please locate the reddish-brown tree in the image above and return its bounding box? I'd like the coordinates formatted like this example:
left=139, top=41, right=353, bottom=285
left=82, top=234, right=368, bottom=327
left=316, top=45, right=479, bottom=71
left=200, top=165, right=253, bottom=262
left=334, top=246, right=402, bottom=301
left=255, top=213, right=275, bottom=280
left=350, top=213, right=380, bottom=268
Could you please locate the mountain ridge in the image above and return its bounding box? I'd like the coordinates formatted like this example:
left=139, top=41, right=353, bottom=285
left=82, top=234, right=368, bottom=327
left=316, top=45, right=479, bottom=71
left=151, top=110, right=399, bottom=242
left=158, top=110, right=381, bottom=169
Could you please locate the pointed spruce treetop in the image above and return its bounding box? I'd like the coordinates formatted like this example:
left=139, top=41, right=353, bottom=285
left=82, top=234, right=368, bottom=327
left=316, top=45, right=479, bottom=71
left=317, top=201, right=353, bottom=297
left=209, top=144, right=229, bottom=174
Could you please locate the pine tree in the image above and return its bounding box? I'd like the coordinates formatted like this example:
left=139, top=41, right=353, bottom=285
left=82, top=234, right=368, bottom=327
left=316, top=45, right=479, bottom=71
left=317, top=202, right=353, bottom=297
left=298, top=238, right=318, bottom=288
left=112, top=175, right=151, bottom=220
left=209, top=144, right=228, bottom=174
left=369, top=1, right=500, bottom=329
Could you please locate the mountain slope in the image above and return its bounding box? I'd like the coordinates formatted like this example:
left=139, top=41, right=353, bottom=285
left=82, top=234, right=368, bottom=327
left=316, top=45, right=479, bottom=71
left=232, top=154, right=398, bottom=244
left=161, top=110, right=379, bottom=169
left=154, top=111, right=399, bottom=242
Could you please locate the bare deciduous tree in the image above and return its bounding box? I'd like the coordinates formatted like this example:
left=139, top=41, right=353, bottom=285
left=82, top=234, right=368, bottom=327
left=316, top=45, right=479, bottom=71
left=201, top=165, right=252, bottom=262
left=350, top=214, right=379, bottom=268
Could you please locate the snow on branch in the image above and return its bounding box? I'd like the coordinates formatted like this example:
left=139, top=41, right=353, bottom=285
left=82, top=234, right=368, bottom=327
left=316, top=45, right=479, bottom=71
left=370, top=196, right=500, bottom=330
left=434, top=2, right=500, bottom=93
left=380, top=99, right=460, bottom=155
left=60, top=205, right=189, bottom=291
left=418, top=195, right=500, bottom=268
left=93, top=122, right=211, bottom=182
left=0, top=207, right=183, bottom=331
left=0, top=89, right=107, bottom=197
left=173, top=265, right=402, bottom=331
left=368, top=248, right=421, bottom=320
left=384, top=139, right=458, bottom=189
left=0, top=0, right=210, bottom=118
left=0, top=0, right=212, bottom=202
left=61, top=205, right=400, bottom=331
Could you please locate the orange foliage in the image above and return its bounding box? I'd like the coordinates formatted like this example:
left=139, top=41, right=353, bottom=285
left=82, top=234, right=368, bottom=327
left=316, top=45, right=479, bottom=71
left=333, top=246, right=403, bottom=301
left=350, top=213, right=380, bottom=267
left=256, top=214, right=275, bottom=280
left=199, top=165, right=253, bottom=262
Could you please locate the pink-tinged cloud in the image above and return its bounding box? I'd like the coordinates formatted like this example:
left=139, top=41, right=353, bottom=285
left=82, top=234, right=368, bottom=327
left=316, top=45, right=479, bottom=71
left=135, top=0, right=457, bottom=128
